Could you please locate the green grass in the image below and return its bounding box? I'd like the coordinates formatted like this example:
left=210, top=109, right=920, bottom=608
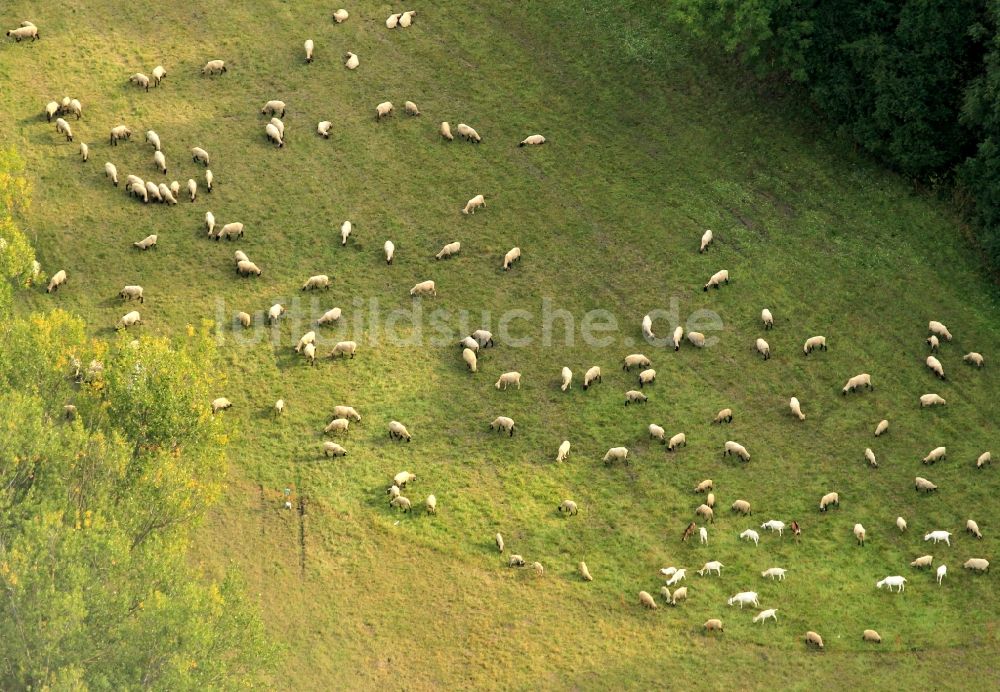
left=4, top=0, right=1000, bottom=688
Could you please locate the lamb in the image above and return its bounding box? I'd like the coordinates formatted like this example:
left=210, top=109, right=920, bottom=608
left=713, top=408, right=733, bottom=424
left=761, top=308, right=773, bottom=329
left=152, top=65, right=166, bottom=86
left=698, top=561, right=724, bottom=576
left=145, top=130, right=161, bottom=151
left=910, top=555, right=933, bottom=568
left=463, top=347, right=477, bottom=372
left=753, top=609, right=778, bottom=624
left=755, top=338, right=771, bottom=360
left=472, top=330, right=494, bottom=347
left=671, top=326, right=683, bottom=351
left=304, top=39, right=314, bottom=63
left=923, top=530, right=951, bottom=545
left=386, top=13, right=401, bottom=28
left=897, top=516, right=908, bottom=531
left=560, top=366, right=572, bottom=391
left=324, top=418, right=349, bottom=434
left=695, top=505, right=714, bottom=522
left=457, top=123, right=481, bottom=142
left=803, top=335, right=827, bottom=355
left=439, top=122, right=454, bottom=141
left=333, top=9, right=349, bottom=22
left=927, top=335, right=940, bottom=352
left=203, top=60, right=227, bottom=75
left=329, top=341, right=357, bottom=358
left=789, top=397, right=805, bottom=420
left=915, top=476, right=938, bottom=492
left=153, top=150, right=167, bottom=174
left=55, top=118, right=73, bottom=141
left=964, top=558, right=990, bottom=572
left=340, top=221, right=352, bottom=245
left=648, top=424, right=666, bottom=443
left=923, top=446, right=947, bottom=464
left=217, top=222, right=244, bottom=241
left=926, top=355, right=945, bottom=380
left=323, top=442, right=347, bottom=457
left=383, top=240, right=395, bottom=265
left=405, top=101, right=420, bottom=116
left=390, top=496, right=412, bottom=512
left=731, top=500, right=752, bottom=516
left=964, top=352, right=985, bottom=368
left=559, top=500, right=578, bottom=516
left=435, top=241, right=461, bottom=260
left=519, top=134, right=546, bottom=146
left=667, top=432, right=686, bottom=451
left=704, top=619, right=724, bottom=632
left=399, top=11, right=417, bottom=27
left=109, top=125, right=132, bottom=145
left=723, top=441, right=750, bottom=462
left=625, top=390, right=648, bottom=406
left=642, top=314, right=655, bottom=340
left=119, top=285, right=144, bottom=303
left=376, top=101, right=394, bottom=120
left=265, top=123, right=284, bottom=147
left=876, top=576, right=906, bottom=592
left=462, top=194, right=486, bottom=215
left=699, top=229, right=713, bottom=253
left=638, top=591, right=657, bottom=609
left=638, top=369, right=657, bottom=387
left=875, top=419, right=889, bottom=437
left=490, top=417, right=515, bottom=436
left=187, top=178, right=197, bottom=202
left=937, top=564, right=947, bottom=585
left=583, top=366, right=602, bottom=389
left=603, top=447, right=629, bottom=465
left=211, top=397, right=232, bottom=413
left=687, top=331, right=706, bottom=348
left=410, top=280, right=436, bottom=297
left=727, top=591, right=760, bottom=609
left=920, top=393, right=946, bottom=407
left=819, top=492, right=840, bottom=511
left=116, top=311, right=142, bottom=330
left=928, top=320, right=952, bottom=341
left=302, top=275, right=331, bottom=291
left=703, top=269, right=729, bottom=291
left=977, top=452, right=992, bottom=469
left=237, top=312, right=251, bottom=328
left=206, top=212, right=216, bottom=236
left=502, top=247, right=521, bottom=270
left=761, top=520, right=786, bottom=536
left=332, top=406, right=362, bottom=422
left=495, top=533, right=505, bottom=553
left=318, top=121, right=333, bottom=138
left=694, top=479, right=713, bottom=493
left=267, top=304, right=285, bottom=325
left=805, top=631, right=824, bottom=649
left=508, top=554, right=525, bottom=567
left=261, top=100, right=286, bottom=118
left=104, top=162, right=118, bottom=186
left=133, top=234, right=158, bottom=250
left=666, top=569, right=687, bottom=586
left=80, top=143, right=88, bottom=162
left=237, top=260, right=262, bottom=276
left=556, top=440, right=571, bottom=462
left=191, top=147, right=210, bottom=166
left=344, top=52, right=359, bottom=70
left=842, top=373, right=873, bottom=394
left=853, top=523, right=866, bottom=546
left=761, top=567, right=787, bottom=581
left=129, top=73, right=150, bottom=91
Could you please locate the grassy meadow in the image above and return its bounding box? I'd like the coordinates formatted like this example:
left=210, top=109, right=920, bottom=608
left=3, top=0, right=1000, bottom=688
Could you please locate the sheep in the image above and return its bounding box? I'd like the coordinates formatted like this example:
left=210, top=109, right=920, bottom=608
left=217, top=222, right=245, bottom=241
left=404, top=101, right=420, bottom=116
left=964, top=558, right=990, bottom=572
left=237, top=312, right=251, bottom=328
left=191, top=147, right=210, bottom=166
left=318, top=121, right=332, bottom=138
left=915, top=476, right=938, bottom=492
left=45, top=101, right=59, bottom=121
left=842, top=373, right=873, bottom=395
left=727, top=591, right=760, bottom=609
left=660, top=567, right=678, bottom=578
left=910, top=555, right=933, bottom=568
left=924, top=530, right=951, bottom=546
left=187, top=178, right=197, bottom=202
left=926, top=355, right=945, bottom=380
left=694, top=479, right=713, bottom=493
left=329, top=341, right=357, bottom=359
left=696, top=504, right=715, bottom=523
left=751, top=609, right=777, bottom=624
left=158, top=183, right=178, bottom=205
left=60, top=96, right=70, bottom=111
left=977, top=451, right=991, bottom=469
left=508, top=554, right=525, bottom=567
left=265, top=123, right=284, bottom=147
left=559, top=500, right=578, bottom=516
left=642, top=314, right=655, bottom=340
left=344, top=52, right=359, bottom=70
left=266, top=304, right=285, bottom=325
left=376, top=101, right=394, bottom=120
left=602, top=447, right=628, bottom=465
left=109, top=125, right=132, bottom=145
left=457, top=123, right=481, bottom=142
left=805, top=631, right=824, bottom=649
left=723, top=440, right=750, bottom=462
left=557, top=440, right=571, bottom=462
left=583, top=366, right=602, bottom=389
left=130, top=181, right=149, bottom=203
left=142, top=181, right=160, bottom=202
left=922, top=446, right=947, bottom=465
left=55, top=118, right=73, bottom=141
left=819, top=492, right=840, bottom=511
left=755, top=338, right=771, bottom=360
left=936, top=564, right=947, bottom=585
left=324, top=418, right=348, bottom=434
left=667, top=432, right=686, bottom=451
left=205, top=212, right=216, bottom=236
left=386, top=13, right=401, bottom=28
left=625, top=390, right=648, bottom=406
left=399, top=11, right=417, bottom=27
left=153, top=150, right=167, bottom=174
left=687, top=331, right=706, bottom=348
left=875, top=419, right=889, bottom=437
left=803, top=335, right=827, bottom=355
left=648, top=424, right=666, bottom=444
left=472, top=330, right=494, bottom=347
left=145, top=130, right=161, bottom=151
left=789, top=397, right=805, bottom=420
left=667, top=586, right=687, bottom=606
left=638, top=591, right=657, bottom=609
left=64, top=404, right=77, bottom=421
left=519, top=134, right=545, bottom=147
left=713, top=408, right=733, bottom=424
left=636, top=369, right=657, bottom=389
left=440, top=122, right=454, bottom=141
left=897, top=516, right=908, bottom=532
left=302, top=39, right=314, bottom=63
left=323, top=442, right=347, bottom=457
left=104, top=162, right=119, bottom=186
left=876, top=576, right=906, bottom=592
left=312, top=308, right=340, bottom=328
left=927, top=334, right=940, bottom=353
left=261, top=100, right=286, bottom=118
left=390, top=496, right=412, bottom=512
left=80, top=143, right=88, bottom=162
left=928, top=320, right=952, bottom=341
left=964, top=352, right=985, bottom=368
left=704, top=619, right=724, bottom=632
left=129, top=73, right=150, bottom=91
left=761, top=308, right=773, bottom=329
left=502, top=246, right=522, bottom=271
left=463, top=194, right=486, bottom=215
left=560, top=366, right=572, bottom=391
left=7, top=24, right=39, bottom=41
left=853, top=523, right=866, bottom=546
left=463, top=348, right=477, bottom=372
left=671, top=325, right=683, bottom=351
left=666, top=569, right=687, bottom=587
left=698, top=561, right=724, bottom=576
left=133, top=234, right=158, bottom=251
left=410, top=280, right=436, bottom=297
left=333, top=9, right=349, bottom=22
left=151, top=65, right=166, bottom=86
left=731, top=500, right=752, bottom=516
left=435, top=241, right=461, bottom=260
left=761, top=520, right=786, bottom=536
left=302, top=275, right=331, bottom=291
left=495, top=533, right=505, bottom=553
left=703, top=269, right=729, bottom=291
left=762, top=567, right=787, bottom=581
left=169, top=180, right=180, bottom=198
left=119, top=285, right=144, bottom=303
left=332, top=406, right=362, bottom=423
left=203, top=60, right=227, bottom=75
left=211, top=397, right=232, bottom=413
left=920, top=393, right=947, bottom=407
left=237, top=260, right=262, bottom=276
left=340, top=221, right=352, bottom=245
left=302, top=343, right=316, bottom=365
left=387, top=421, right=411, bottom=442
left=860, top=629, right=882, bottom=644
left=424, top=495, right=437, bottom=515
left=699, top=527, right=708, bottom=544
left=383, top=240, right=395, bottom=265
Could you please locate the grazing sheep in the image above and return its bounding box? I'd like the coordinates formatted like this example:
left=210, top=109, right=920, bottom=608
left=304, top=39, right=314, bottom=63
left=920, top=393, right=947, bottom=407
left=876, top=576, right=906, bottom=592
left=203, top=60, right=226, bottom=75
left=761, top=567, right=787, bottom=581
left=302, top=343, right=317, bottom=366
left=145, top=182, right=162, bottom=203
left=440, top=121, right=454, bottom=141
left=875, top=419, right=889, bottom=437
left=704, top=619, right=724, bottom=632
left=55, top=118, right=73, bottom=141
left=80, top=142, right=88, bottom=161
left=667, top=432, right=686, bottom=451
left=897, top=516, right=908, bottom=532
left=502, top=247, right=521, bottom=270
left=386, top=13, right=401, bottom=28
left=265, top=122, right=284, bottom=147
left=302, top=275, right=331, bottom=291
left=669, top=586, right=688, bottom=605
left=519, top=134, right=546, bottom=146
left=64, top=404, right=77, bottom=421
left=937, top=564, right=947, bottom=585
left=666, top=569, right=687, bottom=587
left=803, top=335, right=827, bottom=355
left=927, top=334, right=940, bottom=352
left=205, top=169, right=213, bottom=192
left=332, top=406, right=361, bottom=423
left=603, top=447, right=629, bottom=465
left=151, top=65, right=166, bottom=86
left=323, top=442, right=347, bottom=457
left=819, top=492, right=840, bottom=511
left=977, top=451, right=991, bottom=469
left=642, top=314, right=655, bottom=340
left=425, top=495, right=437, bottom=514
left=560, top=366, right=572, bottom=391
left=236, top=312, right=251, bottom=328
left=842, top=373, right=873, bottom=394
left=129, top=73, right=150, bottom=91
left=376, top=101, right=394, bottom=120
left=713, top=408, right=733, bottom=424
left=318, top=121, right=332, bottom=138
left=926, top=355, right=945, bottom=380
left=472, top=330, right=494, bottom=347
left=761, top=520, right=786, bottom=536
left=45, top=101, right=59, bottom=121
left=648, top=424, right=666, bottom=443
left=340, top=221, right=352, bottom=245
left=761, top=308, right=773, bottom=329
left=923, top=446, right=946, bottom=464
left=703, top=269, right=729, bottom=291
left=330, top=341, right=357, bottom=359
left=789, top=397, right=805, bottom=421
left=696, top=505, right=715, bottom=523
left=964, top=558, right=990, bottom=572
left=390, top=496, right=412, bottom=512
left=324, top=418, right=349, bottom=434
left=393, top=472, right=417, bottom=489
left=625, top=390, right=648, bottom=406
left=699, top=229, right=713, bottom=253
left=723, top=441, right=750, bottom=462
left=333, top=9, right=349, bottom=22
left=559, top=500, right=578, bottom=516
left=495, top=533, right=504, bottom=553
left=687, top=331, right=706, bottom=348
left=459, top=337, right=479, bottom=352
left=755, top=338, right=771, bottom=360
left=862, top=629, right=882, bottom=643
left=853, top=523, right=866, bottom=546
left=638, top=591, right=657, bottom=609
left=435, top=241, right=461, bottom=260
left=699, top=527, right=708, bottom=544
left=153, top=150, right=167, bottom=174
left=556, top=440, right=571, bottom=462
left=698, top=561, right=724, bottom=576
left=104, top=162, right=118, bottom=186
left=508, top=554, right=525, bottom=567
left=237, top=260, right=262, bottom=276
left=864, top=447, right=878, bottom=468
left=638, top=369, right=656, bottom=387
left=805, top=631, right=824, bottom=649
left=216, top=222, right=244, bottom=241
left=383, top=240, right=395, bottom=265
left=583, top=366, right=602, bottom=389
left=928, top=320, right=952, bottom=341
left=490, top=416, right=516, bottom=437
left=457, top=123, right=481, bottom=142
left=133, top=234, right=158, bottom=250
left=915, top=476, right=938, bottom=492
left=462, top=347, right=477, bottom=372
left=7, top=24, right=39, bottom=40
left=191, top=147, right=210, bottom=166
left=267, top=304, right=285, bottom=325
left=261, top=100, right=286, bottom=118
left=694, top=479, right=713, bottom=493
left=910, top=555, right=933, bottom=568
left=205, top=212, right=216, bottom=236
left=128, top=179, right=148, bottom=202
left=727, top=591, right=760, bottom=609
left=158, top=183, right=177, bottom=205
left=669, top=325, right=683, bottom=351
left=119, top=285, right=144, bottom=303
left=404, top=101, right=420, bottom=116
left=731, top=500, right=752, bottom=516
left=463, top=194, right=486, bottom=215
left=924, top=530, right=951, bottom=546
left=964, top=352, right=985, bottom=368
left=410, top=280, right=436, bottom=297
left=109, top=125, right=132, bottom=146
left=145, top=130, right=161, bottom=151
left=399, top=10, right=417, bottom=27
left=181, top=178, right=195, bottom=203
left=754, top=609, right=778, bottom=624
left=529, top=561, right=544, bottom=577
left=344, top=52, right=359, bottom=69
left=211, top=397, right=232, bottom=414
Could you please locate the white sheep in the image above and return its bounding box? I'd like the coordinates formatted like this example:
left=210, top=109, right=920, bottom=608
left=235, top=312, right=251, bottom=329
left=667, top=432, right=686, bottom=451
left=560, top=366, right=572, bottom=391
left=152, top=65, right=166, bottom=86
left=502, top=246, right=521, bottom=270
left=559, top=500, right=578, bottom=516
left=761, top=520, right=786, bottom=536
left=265, top=122, right=284, bottom=147
left=410, top=280, right=436, bottom=297
left=80, top=142, right=88, bottom=162
left=915, top=476, right=938, bottom=492
left=261, top=100, right=286, bottom=117
left=376, top=101, right=394, bottom=120
left=383, top=240, right=395, bottom=265
left=666, top=569, right=687, bottom=587
left=863, top=629, right=882, bottom=643
left=927, top=334, right=940, bottom=352
left=519, top=134, right=546, bottom=146
left=910, top=555, right=933, bottom=568
left=340, top=221, right=352, bottom=246
left=638, top=369, right=656, bottom=387
left=133, top=234, right=158, bottom=251
left=490, top=417, right=515, bottom=436
left=731, top=499, right=751, bottom=516
left=669, top=587, right=687, bottom=605
left=205, top=211, right=216, bottom=236
left=472, top=330, right=494, bottom=347
left=805, top=631, right=824, bottom=649
left=853, top=523, right=866, bottom=546
left=302, top=275, right=331, bottom=291
left=203, top=60, right=227, bottom=75
left=45, top=101, right=59, bottom=121
left=153, top=150, right=167, bottom=174
left=386, top=13, right=401, bottom=28
left=694, top=479, right=713, bottom=493
left=648, top=424, right=665, bottom=443
left=104, top=162, right=118, bottom=186
left=625, top=390, right=648, bottom=406
left=638, top=591, right=657, bottom=610
left=55, top=118, right=73, bottom=141
left=875, top=419, right=889, bottom=437
left=876, top=576, right=906, bottom=592
left=704, top=619, right=724, bottom=632
left=920, top=393, right=947, bottom=407
left=462, top=347, right=477, bottom=372
left=696, top=505, right=714, bottom=523
left=977, top=451, right=991, bottom=469
left=755, top=338, right=771, bottom=360
left=928, top=320, right=952, bottom=341
left=727, top=591, right=759, bottom=608
left=556, top=440, right=571, bottom=462
left=399, top=10, right=417, bottom=27
left=753, top=609, right=778, bottom=624
left=897, top=516, right=907, bottom=532
left=642, top=314, right=655, bottom=340
left=205, top=169, right=214, bottom=192
left=495, top=534, right=505, bottom=553
left=687, top=331, right=706, bottom=348
left=329, top=341, right=357, bottom=359
left=926, top=355, right=945, bottom=380
left=602, top=447, right=629, bottom=465
left=333, top=9, right=349, bottom=22
left=457, top=123, right=481, bottom=142
left=583, top=366, right=602, bottom=389
left=116, top=311, right=142, bottom=330
left=761, top=308, right=773, bottom=329
left=699, top=229, right=713, bottom=253
left=699, top=527, right=708, bottom=544
left=145, top=130, right=161, bottom=151
left=936, top=564, right=947, bottom=585
left=922, top=446, right=947, bottom=465
left=390, top=496, right=412, bottom=512
left=508, top=554, right=525, bottom=567
left=964, top=352, right=985, bottom=368
left=459, top=336, right=479, bottom=352
left=819, top=491, right=840, bottom=510
left=318, top=121, right=333, bottom=138
left=789, top=397, right=805, bottom=420
left=323, top=417, right=349, bottom=435
left=216, top=222, right=244, bottom=240
left=440, top=122, right=454, bottom=141
left=323, top=442, right=348, bottom=458
left=723, top=440, right=750, bottom=462
left=803, top=335, right=827, bottom=355
left=237, top=260, right=261, bottom=276
left=110, top=125, right=132, bottom=146
left=761, top=567, right=787, bottom=581
left=703, top=269, right=729, bottom=291
left=211, top=397, right=232, bottom=414
left=435, top=241, right=461, bottom=260
left=129, top=73, right=150, bottom=91
left=405, top=101, right=420, bottom=116
left=7, top=24, right=39, bottom=40
left=267, top=304, right=285, bottom=325
left=924, top=530, right=951, bottom=545
left=670, top=325, right=683, bottom=351
left=462, top=194, right=486, bottom=215
left=714, top=408, right=733, bottom=424
left=964, top=558, right=990, bottom=572
left=344, top=52, right=359, bottom=70
left=842, top=373, right=873, bottom=394
left=740, top=529, right=760, bottom=546
left=304, top=39, right=314, bottom=63
left=332, top=406, right=362, bottom=422
left=158, top=183, right=177, bottom=205
left=698, top=561, right=724, bottom=576
left=67, top=98, right=82, bottom=119
left=425, top=495, right=437, bottom=514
